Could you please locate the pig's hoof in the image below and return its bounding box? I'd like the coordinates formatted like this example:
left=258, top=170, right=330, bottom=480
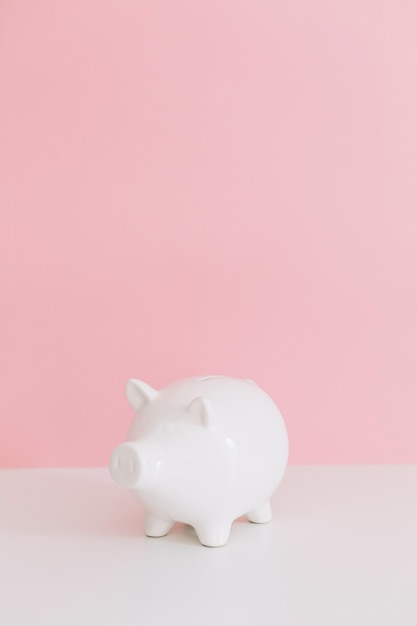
left=246, top=500, right=272, bottom=523
left=145, top=516, right=174, bottom=538
left=109, top=443, right=140, bottom=488
left=195, top=522, right=232, bottom=547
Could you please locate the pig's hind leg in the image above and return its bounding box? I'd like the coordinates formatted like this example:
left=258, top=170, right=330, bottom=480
left=246, top=500, right=272, bottom=523
left=145, top=514, right=174, bottom=538
left=194, top=520, right=232, bottom=547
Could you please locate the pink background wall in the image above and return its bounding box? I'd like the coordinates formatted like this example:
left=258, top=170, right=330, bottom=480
left=1, top=1, right=416, bottom=468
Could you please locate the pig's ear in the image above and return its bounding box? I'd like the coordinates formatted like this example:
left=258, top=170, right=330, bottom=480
left=187, top=397, right=212, bottom=429
left=126, top=379, right=158, bottom=411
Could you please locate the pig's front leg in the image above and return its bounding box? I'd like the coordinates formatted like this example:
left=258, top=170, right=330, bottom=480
left=144, top=514, right=174, bottom=538
left=194, top=521, right=232, bottom=547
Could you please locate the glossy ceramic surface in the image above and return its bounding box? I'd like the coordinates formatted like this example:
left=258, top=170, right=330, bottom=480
left=110, top=375, right=288, bottom=547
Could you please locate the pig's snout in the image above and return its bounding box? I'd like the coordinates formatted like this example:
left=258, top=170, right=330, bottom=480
left=110, top=443, right=141, bottom=488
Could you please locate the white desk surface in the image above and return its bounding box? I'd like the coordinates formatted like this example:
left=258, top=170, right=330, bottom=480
left=0, top=465, right=416, bottom=626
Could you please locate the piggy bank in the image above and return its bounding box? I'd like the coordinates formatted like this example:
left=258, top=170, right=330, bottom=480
left=110, top=375, right=288, bottom=547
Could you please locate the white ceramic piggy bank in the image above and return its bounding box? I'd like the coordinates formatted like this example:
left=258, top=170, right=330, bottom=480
left=110, top=375, right=288, bottom=547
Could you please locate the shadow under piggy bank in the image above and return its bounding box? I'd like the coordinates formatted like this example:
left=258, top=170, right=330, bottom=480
left=0, top=468, right=286, bottom=546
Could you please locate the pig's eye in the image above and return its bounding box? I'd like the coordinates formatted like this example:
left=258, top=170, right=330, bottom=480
left=160, top=421, right=176, bottom=435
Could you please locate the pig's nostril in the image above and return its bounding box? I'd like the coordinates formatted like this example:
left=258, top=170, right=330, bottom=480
left=110, top=443, right=140, bottom=487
